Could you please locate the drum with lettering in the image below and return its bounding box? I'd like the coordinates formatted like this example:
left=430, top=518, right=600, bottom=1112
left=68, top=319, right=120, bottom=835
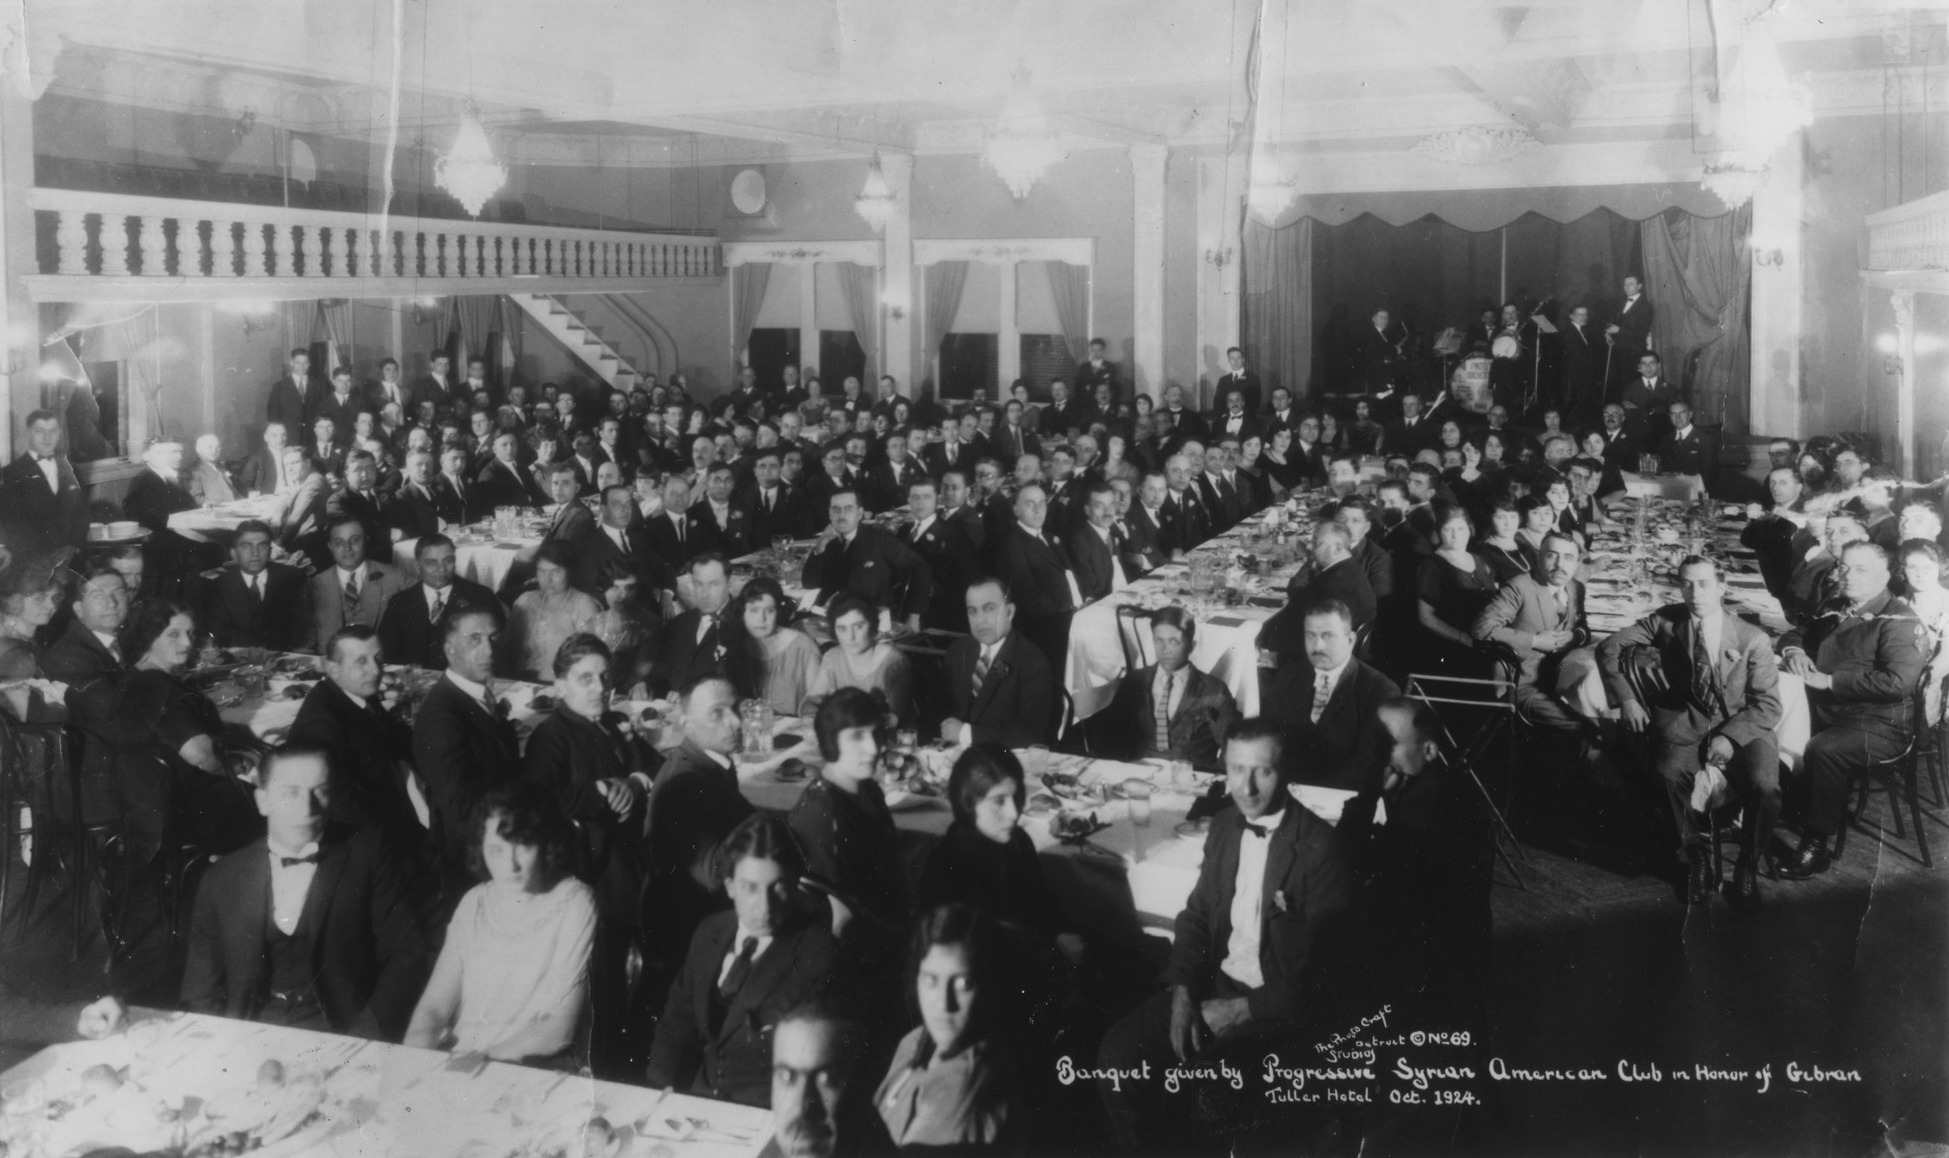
left=1451, top=355, right=1493, bottom=413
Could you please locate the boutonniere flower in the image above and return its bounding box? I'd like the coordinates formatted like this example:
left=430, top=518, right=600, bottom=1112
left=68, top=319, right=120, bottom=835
left=1273, top=889, right=1291, bottom=914
left=1723, top=648, right=1741, bottom=662
left=993, top=660, right=1012, bottom=677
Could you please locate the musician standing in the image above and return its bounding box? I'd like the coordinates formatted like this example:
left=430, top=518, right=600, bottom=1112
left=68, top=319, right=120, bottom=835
left=1487, top=302, right=1533, bottom=415
left=1560, top=305, right=1607, bottom=424
left=1604, top=275, right=1655, bottom=400
left=1355, top=307, right=1403, bottom=404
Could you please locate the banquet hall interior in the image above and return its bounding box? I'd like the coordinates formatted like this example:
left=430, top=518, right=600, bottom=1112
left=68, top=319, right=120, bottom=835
left=0, top=1, right=1947, bottom=1156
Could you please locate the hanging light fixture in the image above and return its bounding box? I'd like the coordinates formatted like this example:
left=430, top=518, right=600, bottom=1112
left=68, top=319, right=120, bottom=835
left=855, top=152, right=897, bottom=232
left=983, top=66, right=1064, bottom=200
left=435, top=103, right=508, bottom=218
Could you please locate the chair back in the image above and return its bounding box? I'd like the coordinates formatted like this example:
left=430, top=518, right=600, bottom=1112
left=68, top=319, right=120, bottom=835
left=0, top=714, right=77, bottom=823
left=1114, top=604, right=1156, bottom=675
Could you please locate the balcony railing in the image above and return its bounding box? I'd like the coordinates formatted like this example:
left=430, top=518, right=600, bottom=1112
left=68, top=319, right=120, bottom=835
left=1865, top=188, right=1949, bottom=272
left=25, top=187, right=719, bottom=300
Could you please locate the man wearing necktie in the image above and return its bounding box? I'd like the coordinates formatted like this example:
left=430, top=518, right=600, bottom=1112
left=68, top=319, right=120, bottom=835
left=1598, top=557, right=1783, bottom=908
left=289, top=625, right=424, bottom=857
left=200, top=520, right=308, bottom=651
left=1772, top=541, right=1928, bottom=881
left=646, top=814, right=839, bottom=1106
left=904, top=475, right=981, bottom=633
left=1471, top=531, right=1596, bottom=735
left=181, top=747, right=429, bottom=1036
left=1099, top=606, right=1238, bottom=766
left=412, top=605, right=523, bottom=908
left=305, top=517, right=406, bottom=653
left=1097, top=720, right=1356, bottom=1152
left=378, top=534, right=503, bottom=670
left=1162, top=454, right=1212, bottom=549
left=799, top=488, right=931, bottom=632
left=1266, top=599, right=1399, bottom=791
left=645, top=554, right=736, bottom=697
left=995, top=483, right=1083, bottom=674
left=1066, top=481, right=1132, bottom=602
left=366, top=357, right=407, bottom=415
left=1621, top=352, right=1678, bottom=446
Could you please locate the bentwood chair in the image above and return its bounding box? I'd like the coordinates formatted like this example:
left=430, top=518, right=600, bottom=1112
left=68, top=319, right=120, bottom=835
left=1833, top=684, right=1934, bottom=869
left=0, top=714, right=116, bottom=958
left=1113, top=604, right=1157, bottom=676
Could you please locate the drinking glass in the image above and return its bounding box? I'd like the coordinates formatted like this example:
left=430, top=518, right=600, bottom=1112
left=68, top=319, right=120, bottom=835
left=740, top=700, right=775, bottom=757
left=1170, top=759, right=1194, bottom=793
left=897, top=728, right=918, bottom=753
left=1126, top=780, right=1154, bottom=827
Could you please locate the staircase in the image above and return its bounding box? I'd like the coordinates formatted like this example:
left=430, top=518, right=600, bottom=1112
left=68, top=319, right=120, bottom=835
left=508, top=293, right=644, bottom=392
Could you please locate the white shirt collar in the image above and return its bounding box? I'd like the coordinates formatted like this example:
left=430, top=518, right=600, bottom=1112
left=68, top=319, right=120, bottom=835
left=1674, top=424, right=1694, bottom=440
left=423, top=582, right=451, bottom=609
left=1313, top=658, right=1351, bottom=695
left=267, top=836, right=320, bottom=863
left=335, top=565, right=363, bottom=586
left=444, top=669, right=490, bottom=705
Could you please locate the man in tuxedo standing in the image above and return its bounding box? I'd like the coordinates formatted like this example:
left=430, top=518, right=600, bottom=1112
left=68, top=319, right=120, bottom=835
left=1, top=409, right=89, bottom=551
left=378, top=534, right=502, bottom=671
left=200, top=521, right=309, bottom=651
left=1096, top=719, right=1356, bottom=1151
left=1215, top=347, right=1263, bottom=419
left=941, top=577, right=1054, bottom=748
left=266, top=348, right=317, bottom=433
left=181, top=746, right=429, bottom=1039
left=1560, top=304, right=1607, bottom=422
left=411, top=605, right=521, bottom=904
left=1604, top=275, right=1654, bottom=398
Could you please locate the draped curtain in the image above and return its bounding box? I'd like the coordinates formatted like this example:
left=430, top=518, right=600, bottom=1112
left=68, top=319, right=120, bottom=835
left=731, top=264, right=772, bottom=365
left=495, top=296, right=524, bottom=383
left=446, top=296, right=498, bottom=371
left=1242, top=217, right=1314, bottom=403
left=924, top=261, right=970, bottom=373
left=837, top=262, right=880, bottom=384
left=1640, top=205, right=1752, bottom=430
left=79, top=307, right=163, bottom=448
left=1046, top=261, right=1091, bottom=365
left=315, top=300, right=352, bottom=373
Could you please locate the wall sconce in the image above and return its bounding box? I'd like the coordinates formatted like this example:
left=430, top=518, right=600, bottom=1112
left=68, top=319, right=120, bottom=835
left=1753, top=248, right=1784, bottom=267
left=1203, top=246, right=1234, bottom=269
left=233, top=108, right=257, bottom=143
left=1875, top=332, right=1900, bottom=376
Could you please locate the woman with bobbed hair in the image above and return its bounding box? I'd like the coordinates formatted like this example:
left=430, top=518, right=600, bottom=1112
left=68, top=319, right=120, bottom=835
left=874, top=904, right=1026, bottom=1153
left=788, top=686, right=908, bottom=936
left=0, top=549, right=72, bottom=721
left=405, top=780, right=596, bottom=1067
left=720, top=576, right=822, bottom=715
left=505, top=539, right=603, bottom=681
left=804, top=591, right=914, bottom=725
left=917, top=746, right=1064, bottom=940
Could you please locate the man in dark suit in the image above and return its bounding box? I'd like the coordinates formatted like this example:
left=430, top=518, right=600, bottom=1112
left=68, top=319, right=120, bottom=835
left=476, top=432, right=544, bottom=510
left=410, top=605, right=522, bottom=902
left=1657, top=400, right=1717, bottom=487
left=242, top=423, right=297, bottom=497
left=800, top=488, right=931, bottom=631
left=1265, top=600, right=1400, bottom=791
left=1209, top=390, right=1262, bottom=444
left=1161, top=454, right=1213, bottom=550
left=1381, top=392, right=1434, bottom=456
left=181, top=746, right=428, bottom=1039
left=536, top=460, right=596, bottom=544
left=1098, top=606, right=1239, bottom=766
left=1604, top=275, right=1654, bottom=394
left=1774, top=541, right=1929, bottom=880
left=642, top=554, right=735, bottom=697
left=1258, top=524, right=1379, bottom=667
left=1355, top=306, right=1404, bottom=396
left=1215, top=347, right=1263, bottom=419
left=644, top=474, right=711, bottom=571
left=199, top=521, right=309, bottom=651
left=309, top=366, right=367, bottom=445
left=1193, top=451, right=1245, bottom=534
left=1097, top=719, right=1356, bottom=1151
left=377, top=535, right=502, bottom=671
left=1559, top=305, right=1607, bottom=420
left=308, top=418, right=346, bottom=480
left=645, top=814, right=839, bottom=1107
left=747, top=449, right=806, bottom=549
left=641, top=675, right=757, bottom=994
left=922, top=416, right=982, bottom=481
left=690, top=464, right=754, bottom=558
left=386, top=450, right=445, bottom=541
left=994, top=484, right=1081, bottom=674
left=903, top=475, right=981, bottom=634
left=866, top=432, right=926, bottom=514
left=986, top=401, right=1040, bottom=469
left=1598, top=558, right=1784, bottom=907
left=940, top=577, right=1054, bottom=748
left=1621, top=352, right=1679, bottom=447
left=1160, top=384, right=1209, bottom=444
left=289, top=626, right=422, bottom=855
left=1066, top=481, right=1131, bottom=603
left=1597, top=404, right=1641, bottom=473
left=2, top=409, right=89, bottom=551
left=266, top=348, right=317, bottom=433
left=1035, top=379, right=1092, bottom=439
left=327, top=450, right=394, bottom=556
left=1076, top=338, right=1119, bottom=408
left=1740, top=467, right=1810, bottom=603
left=436, top=446, right=488, bottom=526
left=124, top=440, right=217, bottom=594
left=576, top=485, right=675, bottom=597
left=44, top=561, right=130, bottom=691
left=1125, top=472, right=1176, bottom=569
left=406, top=352, right=457, bottom=418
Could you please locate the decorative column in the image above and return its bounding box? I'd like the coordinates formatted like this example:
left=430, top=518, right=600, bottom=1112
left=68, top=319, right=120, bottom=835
left=1194, top=157, right=1243, bottom=409
left=1747, top=132, right=1804, bottom=438
left=997, top=260, right=1020, bottom=389
left=0, top=83, right=38, bottom=459
left=800, top=264, right=819, bottom=380
left=1131, top=145, right=1168, bottom=400
left=1891, top=289, right=1917, bottom=478
left=881, top=152, right=915, bottom=392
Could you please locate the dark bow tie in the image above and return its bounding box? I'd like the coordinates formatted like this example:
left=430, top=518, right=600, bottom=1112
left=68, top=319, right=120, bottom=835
left=278, top=853, right=318, bottom=868
left=1241, top=814, right=1281, bottom=839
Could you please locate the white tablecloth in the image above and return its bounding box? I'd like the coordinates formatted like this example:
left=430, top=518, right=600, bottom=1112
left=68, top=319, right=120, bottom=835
left=166, top=496, right=282, bottom=536
left=2, top=1013, right=771, bottom=1158
left=392, top=535, right=532, bottom=594
left=1066, top=577, right=1277, bottom=720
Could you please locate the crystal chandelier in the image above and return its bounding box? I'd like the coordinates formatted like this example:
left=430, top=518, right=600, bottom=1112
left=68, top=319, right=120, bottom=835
left=435, top=105, right=508, bottom=218
left=855, top=153, right=897, bottom=232
left=983, top=69, right=1063, bottom=200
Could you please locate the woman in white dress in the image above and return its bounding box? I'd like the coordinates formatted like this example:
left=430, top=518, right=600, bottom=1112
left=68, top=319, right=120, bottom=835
left=405, top=781, right=596, bottom=1067
left=505, top=540, right=604, bottom=680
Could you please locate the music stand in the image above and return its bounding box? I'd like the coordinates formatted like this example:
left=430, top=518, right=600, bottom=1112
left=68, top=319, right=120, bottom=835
left=1405, top=671, right=1529, bottom=890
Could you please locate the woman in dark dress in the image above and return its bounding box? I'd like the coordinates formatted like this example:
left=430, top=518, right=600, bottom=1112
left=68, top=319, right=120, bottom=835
left=1233, top=433, right=1271, bottom=515
left=1473, top=499, right=1533, bottom=585
left=1259, top=426, right=1305, bottom=497
left=1416, top=504, right=1498, bottom=680
left=96, top=599, right=257, bottom=866
left=788, top=686, right=909, bottom=938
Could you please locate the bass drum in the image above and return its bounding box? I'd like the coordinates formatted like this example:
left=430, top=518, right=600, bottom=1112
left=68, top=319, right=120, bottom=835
left=1451, top=356, right=1494, bottom=413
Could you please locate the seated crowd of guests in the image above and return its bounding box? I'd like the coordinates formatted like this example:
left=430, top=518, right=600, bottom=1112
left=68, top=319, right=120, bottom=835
left=0, top=352, right=1945, bottom=1155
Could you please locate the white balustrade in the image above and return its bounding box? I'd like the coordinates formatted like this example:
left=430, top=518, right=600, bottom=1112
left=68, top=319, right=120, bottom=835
left=1866, top=189, right=1949, bottom=271
left=99, top=215, right=130, bottom=275
left=211, top=220, right=237, bottom=277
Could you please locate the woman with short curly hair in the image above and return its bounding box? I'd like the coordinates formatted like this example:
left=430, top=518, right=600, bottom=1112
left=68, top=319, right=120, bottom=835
left=405, top=781, right=596, bottom=1066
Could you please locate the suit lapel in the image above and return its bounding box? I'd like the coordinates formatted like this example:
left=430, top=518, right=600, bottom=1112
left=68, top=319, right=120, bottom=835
left=713, top=931, right=799, bottom=1048
left=294, top=840, right=349, bottom=949
left=1259, top=809, right=1300, bottom=935
left=233, top=849, right=273, bottom=991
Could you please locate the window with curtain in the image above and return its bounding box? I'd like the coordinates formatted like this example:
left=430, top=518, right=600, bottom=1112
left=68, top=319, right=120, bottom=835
left=746, top=328, right=800, bottom=390
left=819, top=331, right=866, bottom=390
left=1019, top=335, right=1071, bottom=396
left=938, top=335, right=998, bottom=401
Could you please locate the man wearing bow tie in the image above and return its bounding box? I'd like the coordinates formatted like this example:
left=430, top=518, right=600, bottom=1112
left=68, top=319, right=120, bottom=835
left=1097, top=718, right=1355, bottom=1152
left=1773, top=541, right=1928, bottom=880
left=1160, top=383, right=1209, bottom=443
left=1599, top=557, right=1782, bottom=908
left=182, top=746, right=429, bottom=1038
left=1604, top=275, right=1655, bottom=395
left=1216, top=347, right=1263, bottom=420
left=413, top=605, right=522, bottom=904
left=1, top=409, right=89, bottom=550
